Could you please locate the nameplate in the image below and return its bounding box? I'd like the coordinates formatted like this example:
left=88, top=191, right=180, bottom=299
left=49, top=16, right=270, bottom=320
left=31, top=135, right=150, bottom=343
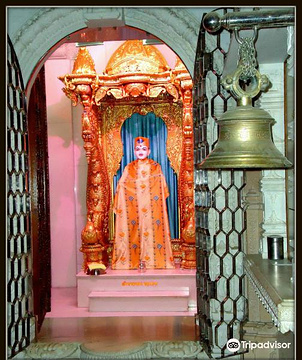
left=121, top=281, right=158, bottom=287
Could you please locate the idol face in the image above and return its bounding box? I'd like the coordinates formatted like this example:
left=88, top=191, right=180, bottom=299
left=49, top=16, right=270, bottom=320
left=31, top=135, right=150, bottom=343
left=134, top=144, right=150, bottom=160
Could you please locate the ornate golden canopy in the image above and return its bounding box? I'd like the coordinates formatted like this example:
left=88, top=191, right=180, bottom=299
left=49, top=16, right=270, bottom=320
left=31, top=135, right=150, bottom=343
left=59, top=40, right=195, bottom=271
left=105, top=40, right=170, bottom=75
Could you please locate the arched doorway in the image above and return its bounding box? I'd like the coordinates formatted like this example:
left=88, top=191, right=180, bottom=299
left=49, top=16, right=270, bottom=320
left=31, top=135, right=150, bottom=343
left=8, top=11, right=201, bottom=338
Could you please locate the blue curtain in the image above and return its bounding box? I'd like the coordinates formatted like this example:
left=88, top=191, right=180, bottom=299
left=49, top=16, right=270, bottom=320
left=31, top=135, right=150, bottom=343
left=113, top=112, right=179, bottom=239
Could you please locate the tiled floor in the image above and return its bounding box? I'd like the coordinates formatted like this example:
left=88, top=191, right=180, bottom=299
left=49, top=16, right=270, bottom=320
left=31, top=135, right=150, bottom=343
left=37, top=287, right=198, bottom=352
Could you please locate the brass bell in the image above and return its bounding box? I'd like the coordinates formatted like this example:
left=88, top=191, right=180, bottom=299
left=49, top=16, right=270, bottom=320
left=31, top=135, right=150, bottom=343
left=198, top=53, right=292, bottom=170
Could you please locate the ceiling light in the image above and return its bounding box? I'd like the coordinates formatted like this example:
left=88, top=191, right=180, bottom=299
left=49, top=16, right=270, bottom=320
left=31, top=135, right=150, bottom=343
left=75, top=42, right=104, bottom=47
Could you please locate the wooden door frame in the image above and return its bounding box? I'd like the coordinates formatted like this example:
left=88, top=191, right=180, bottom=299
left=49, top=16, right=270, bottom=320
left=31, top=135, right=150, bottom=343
left=27, top=65, right=51, bottom=332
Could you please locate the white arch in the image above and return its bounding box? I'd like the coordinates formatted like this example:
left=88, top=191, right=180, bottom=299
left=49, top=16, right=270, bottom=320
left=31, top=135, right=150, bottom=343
left=10, top=7, right=203, bottom=88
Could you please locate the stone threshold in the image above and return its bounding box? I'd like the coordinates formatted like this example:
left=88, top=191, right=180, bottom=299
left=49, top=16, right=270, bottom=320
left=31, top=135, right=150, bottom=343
left=13, top=341, right=210, bottom=359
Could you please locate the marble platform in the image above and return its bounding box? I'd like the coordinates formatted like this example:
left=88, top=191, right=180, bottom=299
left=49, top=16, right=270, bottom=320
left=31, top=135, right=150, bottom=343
left=77, top=268, right=197, bottom=314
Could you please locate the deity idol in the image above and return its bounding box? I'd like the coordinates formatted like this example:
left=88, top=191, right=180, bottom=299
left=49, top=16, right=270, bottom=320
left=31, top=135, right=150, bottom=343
left=111, top=137, right=175, bottom=269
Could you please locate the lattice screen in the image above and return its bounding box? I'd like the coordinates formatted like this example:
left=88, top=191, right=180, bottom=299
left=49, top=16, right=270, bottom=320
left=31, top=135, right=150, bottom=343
left=193, top=9, right=248, bottom=358
left=7, top=36, right=35, bottom=359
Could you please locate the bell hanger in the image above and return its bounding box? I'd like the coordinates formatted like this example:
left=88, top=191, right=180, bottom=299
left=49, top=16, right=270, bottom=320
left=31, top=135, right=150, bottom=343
left=198, top=27, right=292, bottom=170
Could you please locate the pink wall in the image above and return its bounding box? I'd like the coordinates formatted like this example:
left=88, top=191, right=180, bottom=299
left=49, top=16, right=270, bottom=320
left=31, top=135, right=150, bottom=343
left=45, top=41, right=177, bottom=288
left=45, top=56, right=78, bottom=287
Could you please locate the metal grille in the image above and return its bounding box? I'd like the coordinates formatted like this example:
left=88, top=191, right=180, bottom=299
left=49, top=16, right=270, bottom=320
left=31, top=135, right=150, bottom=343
left=194, top=10, right=248, bottom=358
left=7, top=36, right=35, bottom=359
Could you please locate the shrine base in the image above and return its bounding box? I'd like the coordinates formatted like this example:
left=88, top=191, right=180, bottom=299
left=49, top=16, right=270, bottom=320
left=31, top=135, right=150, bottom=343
left=77, top=268, right=197, bottom=315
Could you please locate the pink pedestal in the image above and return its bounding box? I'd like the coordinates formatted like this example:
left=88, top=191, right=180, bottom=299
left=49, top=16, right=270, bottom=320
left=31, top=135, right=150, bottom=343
left=77, top=268, right=197, bottom=314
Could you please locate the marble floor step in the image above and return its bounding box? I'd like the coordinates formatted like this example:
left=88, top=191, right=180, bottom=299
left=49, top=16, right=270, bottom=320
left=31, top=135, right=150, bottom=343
left=88, top=289, right=190, bottom=312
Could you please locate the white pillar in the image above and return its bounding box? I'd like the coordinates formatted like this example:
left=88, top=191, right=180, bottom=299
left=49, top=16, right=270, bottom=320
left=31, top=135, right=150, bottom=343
left=257, top=63, right=288, bottom=259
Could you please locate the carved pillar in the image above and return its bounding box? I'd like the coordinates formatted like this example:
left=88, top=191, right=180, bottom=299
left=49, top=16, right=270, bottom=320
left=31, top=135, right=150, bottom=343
left=79, top=106, right=111, bottom=272
left=179, top=83, right=196, bottom=268
left=59, top=47, right=111, bottom=272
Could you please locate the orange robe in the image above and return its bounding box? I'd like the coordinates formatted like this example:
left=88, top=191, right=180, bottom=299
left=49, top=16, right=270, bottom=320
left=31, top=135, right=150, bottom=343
left=112, top=158, right=175, bottom=269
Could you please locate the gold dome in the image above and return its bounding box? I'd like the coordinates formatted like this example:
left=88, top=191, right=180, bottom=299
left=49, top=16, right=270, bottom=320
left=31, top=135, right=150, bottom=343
left=105, top=40, right=170, bottom=75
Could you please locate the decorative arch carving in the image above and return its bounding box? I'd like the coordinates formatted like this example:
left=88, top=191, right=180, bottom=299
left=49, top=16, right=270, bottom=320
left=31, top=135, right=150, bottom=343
left=59, top=41, right=195, bottom=271
left=10, top=7, right=200, bottom=88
